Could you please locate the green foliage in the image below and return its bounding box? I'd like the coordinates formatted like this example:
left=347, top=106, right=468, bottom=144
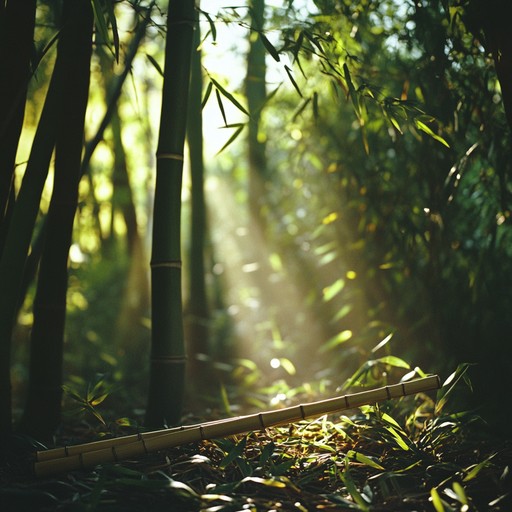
left=3, top=364, right=511, bottom=511
left=63, top=374, right=112, bottom=426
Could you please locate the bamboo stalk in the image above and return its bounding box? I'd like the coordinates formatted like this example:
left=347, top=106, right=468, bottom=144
left=34, top=375, right=440, bottom=477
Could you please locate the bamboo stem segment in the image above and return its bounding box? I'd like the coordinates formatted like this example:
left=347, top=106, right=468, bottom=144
left=34, top=375, right=440, bottom=477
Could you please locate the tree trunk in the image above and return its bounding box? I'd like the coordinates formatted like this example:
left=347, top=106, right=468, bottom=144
left=19, top=0, right=93, bottom=441
left=146, top=0, right=195, bottom=428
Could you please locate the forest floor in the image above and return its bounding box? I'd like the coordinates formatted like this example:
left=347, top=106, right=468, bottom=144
left=1, top=390, right=512, bottom=512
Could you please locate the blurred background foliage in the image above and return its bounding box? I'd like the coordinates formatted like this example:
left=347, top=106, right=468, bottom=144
left=8, top=0, right=512, bottom=432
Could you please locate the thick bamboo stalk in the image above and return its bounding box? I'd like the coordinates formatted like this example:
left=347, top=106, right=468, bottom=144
left=34, top=375, right=440, bottom=477
left=145, top=0, right=195, bottom=428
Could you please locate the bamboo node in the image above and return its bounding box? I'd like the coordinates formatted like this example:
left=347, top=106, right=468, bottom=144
left=151, top=355, right=187, bottom=364
left=151, top=260, right=182, bottom=269
left=156, top=152, right=184, bottom=161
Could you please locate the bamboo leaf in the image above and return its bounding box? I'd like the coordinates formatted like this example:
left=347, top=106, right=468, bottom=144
left=104, top=0, right=119, bottom=62
left=146, top=54, right=163, bottom=77
left=463, top=454, right=496, bottom=482
left=347, top=450, right=384, bottom=470
left=415, top=119, right=450, bottom=147
left=284, top=65, right=303, bottom=97
left=199, top=9, right=216, bottom=41
left=260, top=32, right=280, bottom=62
left=201, top=80, right=213, bottom=109
left=210, top=77, right=249, bottom=116
left=430, top=487, right=446, bottom=512
left=259, top=441, right=275, bottom=465
left=292, top=97, right=311, bottom=121
left=451, top=482, right=468, bottom=505
left=271, top=458, right=296, bottom=475
left=388, top=114, right=403, bottom=134
left=343, top=63, right=359, bottom=115
left=385, top=426, right=410, bottom=451
left=321, top=330, right=353, bottom=352
left=322, top=278, right=345, bottom=301
left=340, top=463, right=370, bottom=511
left=91, top=0, right=109, bottom=46
left=376, top=356, right=410, bottom=370
left=371, top=333, right=393, bottom=353
left=220, top=437, right=247, bottom=469
left=90, top=393, right=109, bottom=406
left=216, top=123, right=245, bottom=154
left=215, top=89, right=227, bottom=126
left=435, top=363, right=473, bottom=415
left=241, top=476, right=287, bottom=488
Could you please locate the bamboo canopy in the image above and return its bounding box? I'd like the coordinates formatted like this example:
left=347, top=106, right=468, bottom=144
left=34, top=375, right=440, bottom=477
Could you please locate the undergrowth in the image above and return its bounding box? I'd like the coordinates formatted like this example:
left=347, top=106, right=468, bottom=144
left=1, top=364, right=511, bottom=511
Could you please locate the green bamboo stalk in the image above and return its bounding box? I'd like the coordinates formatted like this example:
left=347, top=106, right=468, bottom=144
left=185, top=6, right=213, bottom=392
left=246, top=0, right=268, bottom=224
left=0, top=8, right=66, bottom=434
left=0, top=0, right=36, bottom=231
left=145, top=0, right=196, bottom=428
left=34, top=375, right=440, bottom=476
left=18, top=0, right=94, bottom=441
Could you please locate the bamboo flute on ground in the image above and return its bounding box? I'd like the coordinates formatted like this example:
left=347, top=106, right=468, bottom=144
left=34, top=375, right=440, bottom=477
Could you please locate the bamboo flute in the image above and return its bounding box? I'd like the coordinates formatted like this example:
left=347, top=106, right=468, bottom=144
left=34, top=375, right=440, bottom=477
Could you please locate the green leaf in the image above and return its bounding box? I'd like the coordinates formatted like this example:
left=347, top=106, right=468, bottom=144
left=430, top=487, right=446, bottom=512
left=201, top=80, right=213, bottom=110
left=321, top=330, right=353, bottom=352
left=104, top=0, right=119, bottom=62
left=215, top=89, right=227, bottom=126
left=385, top=426, right=411, bottom=451
left=271, top=458, right=296, bottom=476
left=210, top=77, right=249, bottom=116
left=216, top=123, right=245, bottom=154
left=285, top=65, right=303, bottom=98
left=322, top=278, right=345, bottom=301
left=415, top=119, right=450, bottom=147
left=371, top=333, right=393, bottom=353
left=260, top=32, right=280, bottom=62
left=91, top=0, right=109, bottom=47
left=90, top=392, right=109, bottom=406
left=241, top=476, right=286, bottom=488
left=220, top=437, right=247, bottom=469
left=435, top=363, right=474, bottom=415
left=381, top=412, right=402, bottom=429
left=376, top=355, right=410, bottom=370
left=146, top=54, right=163, bottom=77
left=199, top=9, right=217, bottom=42
left=463, top=454, right=496, bottom=482
left=451, top=482, right=468, bottom=505
left=259, top=441, right=275, bottom=465
left=340, top=464, right=370, bottom=511
left=343, top=63, right=359, bottom=116
left=347, top=450, right=384, bottom=470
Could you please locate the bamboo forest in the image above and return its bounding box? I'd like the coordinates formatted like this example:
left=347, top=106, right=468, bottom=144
left=1, top=0, right=512, bottom=510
